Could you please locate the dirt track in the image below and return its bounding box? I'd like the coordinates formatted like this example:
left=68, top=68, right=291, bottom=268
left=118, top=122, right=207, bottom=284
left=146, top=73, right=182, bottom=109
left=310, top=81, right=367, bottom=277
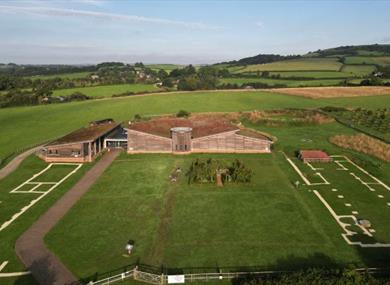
left=15, top=150, right=121, bottom=285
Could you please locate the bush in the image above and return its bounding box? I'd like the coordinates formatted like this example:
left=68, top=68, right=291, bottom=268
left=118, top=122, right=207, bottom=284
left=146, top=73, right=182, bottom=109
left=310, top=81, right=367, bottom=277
left=64, top=92, right=91, bottom=102
left=112, top=91, right=135, bottom=98
left=134, top=114, right=142, bottom=121
left=233, top=268, right=388, bottom=285
left=176, top=110, right=190, bottom=118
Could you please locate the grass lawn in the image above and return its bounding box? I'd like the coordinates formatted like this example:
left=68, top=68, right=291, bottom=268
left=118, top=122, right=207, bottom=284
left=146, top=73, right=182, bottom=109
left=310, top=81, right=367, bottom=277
left=45, top=152, right=361, bottom=282
left=2, top=91, right=390, bottom=164
left=52, top=83, right=160, bottom=98
left=235, top=58, right=342, bottom=73
left=0, top=155, right=94, bottom=285
left=27, top=71, right=92, bottom=80
left=219, top=77, right=343, bottom=87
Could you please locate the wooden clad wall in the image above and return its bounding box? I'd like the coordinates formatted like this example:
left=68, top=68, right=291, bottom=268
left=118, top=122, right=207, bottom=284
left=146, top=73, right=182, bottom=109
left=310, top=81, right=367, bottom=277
left=192, top=132, right=271, bottom=153
left=127, top=130, right=172, bottom=152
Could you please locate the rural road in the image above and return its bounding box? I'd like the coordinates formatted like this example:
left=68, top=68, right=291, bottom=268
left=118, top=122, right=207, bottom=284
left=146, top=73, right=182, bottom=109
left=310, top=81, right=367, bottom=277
left=15, top=149, right=121, bottom=285
left=0, top=146, right=43, bottom=180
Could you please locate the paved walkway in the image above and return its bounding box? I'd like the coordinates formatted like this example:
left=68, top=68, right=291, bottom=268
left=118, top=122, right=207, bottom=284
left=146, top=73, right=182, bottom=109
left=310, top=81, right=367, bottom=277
left=15, top=150, right=121, bottom=285
left=0, top=146, right=43, bottom=180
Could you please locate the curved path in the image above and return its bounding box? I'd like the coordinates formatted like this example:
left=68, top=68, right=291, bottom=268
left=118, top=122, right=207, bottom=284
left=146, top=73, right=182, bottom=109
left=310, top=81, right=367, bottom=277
left=0, top=146, right=43, bottom=180
left=16, top=150, right=121, bottom=285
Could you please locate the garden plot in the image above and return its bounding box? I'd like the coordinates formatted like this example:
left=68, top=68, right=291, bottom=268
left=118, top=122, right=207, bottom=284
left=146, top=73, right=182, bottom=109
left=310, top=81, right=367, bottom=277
left=286, top=155, right=390, bottom=247
left=0, top=163, right=82, bottom=232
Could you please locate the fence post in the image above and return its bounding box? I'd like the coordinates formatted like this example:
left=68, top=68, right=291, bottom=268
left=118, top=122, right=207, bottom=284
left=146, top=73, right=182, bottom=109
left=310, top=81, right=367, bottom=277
left=160, top=273, right=164, bottom=285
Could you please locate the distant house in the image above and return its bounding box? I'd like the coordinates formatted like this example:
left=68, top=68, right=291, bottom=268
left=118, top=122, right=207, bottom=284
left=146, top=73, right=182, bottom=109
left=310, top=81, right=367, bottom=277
left=125, top=117, right=273, bottom=154
left=39, top=119, right=121, bottom=163
left=373, top=72, right=383, bottom=77
left=298, top=150, right=332, bottom=163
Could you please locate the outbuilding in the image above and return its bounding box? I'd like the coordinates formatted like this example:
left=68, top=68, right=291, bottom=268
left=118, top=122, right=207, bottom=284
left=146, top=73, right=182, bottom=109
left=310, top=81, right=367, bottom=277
left=298, top=150, right=333, bottom=163
left=39, top=119, right=120, bottom=163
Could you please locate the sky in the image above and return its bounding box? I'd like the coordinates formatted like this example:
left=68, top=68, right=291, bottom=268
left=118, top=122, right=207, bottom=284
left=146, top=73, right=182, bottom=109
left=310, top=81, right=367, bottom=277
left=0, top=0, right=389, bottom=64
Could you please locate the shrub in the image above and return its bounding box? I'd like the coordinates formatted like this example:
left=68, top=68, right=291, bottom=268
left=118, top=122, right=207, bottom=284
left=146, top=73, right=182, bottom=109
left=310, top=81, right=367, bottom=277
left=112, top=91, right=135, bottom=98
left=176, top=110, right=190, bottom=118
left=134, top=114, right=142, bottom=121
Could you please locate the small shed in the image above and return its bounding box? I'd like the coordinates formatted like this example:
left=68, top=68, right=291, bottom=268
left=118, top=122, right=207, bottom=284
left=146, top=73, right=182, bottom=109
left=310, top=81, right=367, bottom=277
left=298, top=150, right=332, bottom=163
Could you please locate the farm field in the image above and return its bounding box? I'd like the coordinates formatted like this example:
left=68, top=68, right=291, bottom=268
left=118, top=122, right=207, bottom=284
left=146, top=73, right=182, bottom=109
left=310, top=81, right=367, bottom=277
left=146, top=64, right=184, bottom=72
left=220, top=77, right=343, bottom=87
left=1, top=90, right=390, bottom=164
left=344, top=56, right=390, bottom=66
left=52, top=83, right=160, bottom=98
left=269, top=71, right=352, bottom=79
left=340, top=65, right=376, bottom=76
left=234, top=58, right=342, bottom=73
left=27, top=71, right=92, bottom=80
left=269, top=86, right=390, bottom=98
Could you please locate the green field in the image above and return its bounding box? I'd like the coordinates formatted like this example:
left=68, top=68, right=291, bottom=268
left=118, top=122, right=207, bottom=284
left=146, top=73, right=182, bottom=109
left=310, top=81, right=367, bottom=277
left=2, top=91, right=390, bottom=164
left=269, top=71, right=352, bottom=79
left=234, top=58, right=342, bottom=73
left=220, top=77, right=343, bottom=87
left=146, top=64, right=184, bottom=72
left=340, top=65, right=376, bottom=76
left=27, top=71, right=92, bottom=80
left=344, top=56, right=390, bottom=66
left=52, top=83, right=160, bottom=98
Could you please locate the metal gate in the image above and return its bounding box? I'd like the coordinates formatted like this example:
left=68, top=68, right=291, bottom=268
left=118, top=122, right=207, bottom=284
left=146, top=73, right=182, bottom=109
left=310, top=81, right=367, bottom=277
left=134, top=268, right=165, bottom=285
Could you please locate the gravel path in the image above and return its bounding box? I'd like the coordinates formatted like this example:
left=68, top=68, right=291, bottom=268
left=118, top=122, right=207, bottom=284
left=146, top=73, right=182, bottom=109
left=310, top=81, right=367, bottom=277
left=0, top=146, right=43, bottom=180
left=15, top=150, right=121, bottom=285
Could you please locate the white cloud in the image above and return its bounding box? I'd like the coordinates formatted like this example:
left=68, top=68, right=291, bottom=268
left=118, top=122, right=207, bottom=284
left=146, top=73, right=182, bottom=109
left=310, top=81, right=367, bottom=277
left=0, top=5, right=220, bottom=30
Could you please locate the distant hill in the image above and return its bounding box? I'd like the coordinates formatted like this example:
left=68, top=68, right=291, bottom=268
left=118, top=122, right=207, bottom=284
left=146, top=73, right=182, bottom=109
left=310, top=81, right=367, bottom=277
left=220, top=54, right=301, bottom=66
left=310, top=44, right=390, bottom=57
left=216, top=44, right=390, bottom=67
